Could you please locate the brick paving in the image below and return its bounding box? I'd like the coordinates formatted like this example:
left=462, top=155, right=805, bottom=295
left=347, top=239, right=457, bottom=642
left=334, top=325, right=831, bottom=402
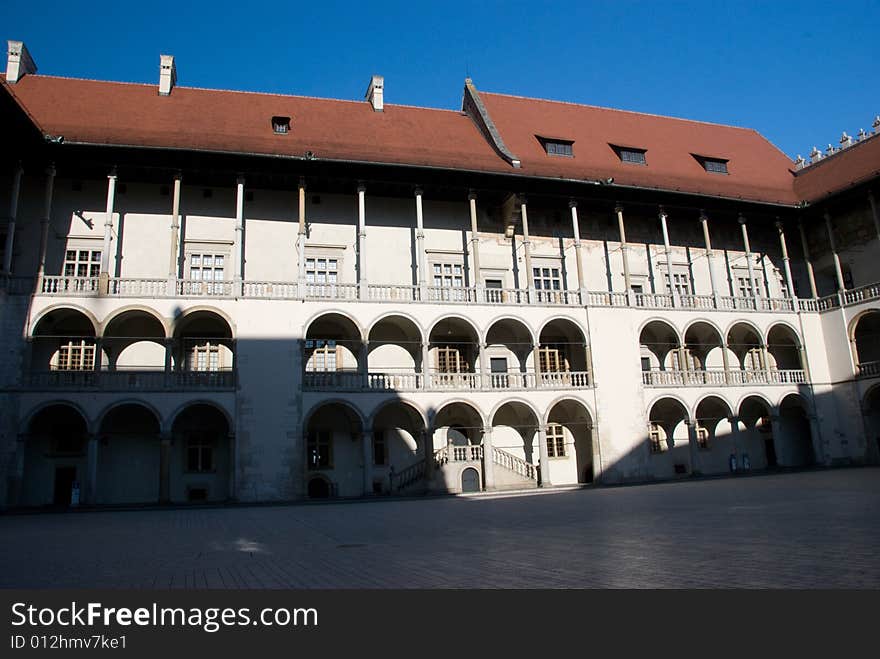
left=1, top=468, right=878, bottom=588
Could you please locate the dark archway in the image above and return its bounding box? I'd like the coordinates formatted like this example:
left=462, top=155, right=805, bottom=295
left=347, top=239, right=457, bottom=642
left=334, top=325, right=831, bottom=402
left=170, top=403, right=231, bottom=502
left=22, top=403, right=89, bottom=506
left=97, top=403, right=161, bottom=504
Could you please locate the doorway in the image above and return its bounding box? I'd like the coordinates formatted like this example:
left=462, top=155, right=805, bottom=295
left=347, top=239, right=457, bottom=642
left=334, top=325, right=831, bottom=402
left=53, top=467, right=77, bottom=505
left=461, top=467, right=480, bottom=493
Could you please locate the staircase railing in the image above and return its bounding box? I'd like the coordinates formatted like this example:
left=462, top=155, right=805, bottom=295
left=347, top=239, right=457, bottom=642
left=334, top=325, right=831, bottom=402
left=391, top=460, right=426, bottom=491
left=493, top=447, right=538, bottom=481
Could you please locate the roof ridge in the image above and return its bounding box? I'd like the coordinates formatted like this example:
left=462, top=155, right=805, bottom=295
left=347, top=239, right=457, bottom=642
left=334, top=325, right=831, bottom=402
left=481, top=89, right=760, bottom=132
left=24, top=74, right=464, bottom=114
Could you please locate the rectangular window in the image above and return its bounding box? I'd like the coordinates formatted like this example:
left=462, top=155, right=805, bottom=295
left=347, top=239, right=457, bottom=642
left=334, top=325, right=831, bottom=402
left=307, top=430, right=332, bottom=469
left=546, top=423, right=566, bottom=458
left=641, top=357, right=651, bottom=372
left=305, top=340, right=338, bottom=372
left=538, top=345, right=569, bottom=373
left=305, top=257, right=339, bottom=285
left=696, top=424, right=710, bottom=449
left=649, top=423, right=665, bottom=453
left=373, top=430, right=386, bottom=466
left=186, top=434, right=214, bottom=472
left=55, top=339, right=96, bottom=371
left=272, top=115, right=291, bottom=134
left=63, top=249, right=101, bottom=291
left=664, top=272, right=692, bottom=296
left=612, top=145, right=647, bottom=165
left=543, top=140, right=573, bottom=157
left=436, top=346, right=468, bottom=373
left=432, top=262, right=466, bottom=301
left=189, top=253, right=225, bottom=294
left=187, top=342, right=222, bottom=372
left=737, top=275, right=761, bottom=298
left=533, top=265, right=562, bottom=302
left=702, top=158, right=729, bottom=174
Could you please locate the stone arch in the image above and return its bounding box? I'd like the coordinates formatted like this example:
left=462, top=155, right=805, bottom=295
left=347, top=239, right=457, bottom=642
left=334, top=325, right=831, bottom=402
left=173, top=305, right=236, bottom=339
left=850, top=309, right=880, bottom=369
left=170, top=402, right=232, bottom=502
left=766, top=322, right=803, bottom=371
left=777, top=393, right=815, bottom=467
left=21, top=399, right=93, bottom=434
left=485, top=314, right=538, bottom=345
left=639, top=319, right=682, bottom=371
left=366, top=311, right=426, bottom=344
left=647, top=396, right=692, bottom=471
left=683, top=319, right=726, bottom=371
left=304, top=308, right=365, bottom=342
left=102, top=308, right=169, bottom=371
left=96, top=402, right=163, bottom=504
left=367, top=314, right=424, bottom=382
left=95, top=398, right=164, bottom=432
left=303, top=399, right=367, bottom=498
left=545, top=397, right=595, bottom=484
left=30, top=304, right=100, bottom=337
left=102, top=305, right=170, bottom=338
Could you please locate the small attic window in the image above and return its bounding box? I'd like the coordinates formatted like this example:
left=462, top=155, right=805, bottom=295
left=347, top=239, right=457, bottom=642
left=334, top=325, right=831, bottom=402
left=694, top=155, right=729, bottom=174
left=611, top=144, right=647, bottom=165
left=537, top=136, right=574, bottom=157
left=272, top=116, right=291, bottom=134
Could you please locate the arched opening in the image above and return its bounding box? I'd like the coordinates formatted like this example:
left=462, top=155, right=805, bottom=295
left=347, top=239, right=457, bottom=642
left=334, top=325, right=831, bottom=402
left=727, top=323, right=765, bottom=383
left=428, top=317, right=480, bottom=389
left=640, top=321, right=681, bottom=385
left=367, top=315, right=422, bottom=390
left=546, top=398, right=595, bottom=484
left=461, top=467, right=481, bottom=493
left=172, top=311, right=234, bottom=385
left=170, top=403, right=231, bottom=502
left=853, top=311, right=880, bottom=376
left=31, top=308, right=102, bottom=384
left=97, top=403, right=161, bottom=504
left=694, top=396, right=735, bottom=474
left=647, top=397, right=691, bottom=477
left=684, top=322, right=725, bottom=383
left=738, top=396, right=775, bottom=469
left=22, top=403, right=89, bottom=506
left=371, top=401, right=426, bottom=493
left=491, top=400, right=540, bottom=465
left=103, top=310, right=166, bottom=372
left=307, top=476, right=332, bottom=499
left=767, top=324, right=803, bottom=372
left=432, top=401, right=483, bottom=460
left=539, top=318, right=590, bottom=387
left=304, top=313, right=363, bottom=390
left=777, top=395, right=815, bottom=467
left=485, top=318, right=535, bottom=389
left=304, top=401, right=364, bottom=497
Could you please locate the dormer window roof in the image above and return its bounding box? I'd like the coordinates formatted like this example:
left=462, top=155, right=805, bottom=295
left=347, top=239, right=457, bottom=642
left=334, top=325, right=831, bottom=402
left=610, top=144, right=647, bottom=165
left=272, top=116, right=291, bottom=134
left=693, top=154, right=729, bottom=174
left=537, top=136, right=574, bottom=157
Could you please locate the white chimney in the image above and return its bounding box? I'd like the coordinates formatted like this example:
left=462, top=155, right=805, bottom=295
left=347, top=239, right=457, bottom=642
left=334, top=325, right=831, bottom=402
left=158, top=54, right=176, bottom=96
left=365, top=75, right=384, bottom=112
left=6, top=40, right=36, bottom=84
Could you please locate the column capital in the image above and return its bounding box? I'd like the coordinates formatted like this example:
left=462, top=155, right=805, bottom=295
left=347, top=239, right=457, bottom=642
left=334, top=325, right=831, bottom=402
left=823, top=209, right=832, bottom=222
left=868, top=189, right=875, bottom=203
left=699, top=209, right=709, bottom=222
left=658, top=205, right=667, bottom=219
left=775, top=219, right=785, bottom=231
left=236, top=174, right=245, bottom=186
left=45, top=162, right=56, bottom=177
left=467, top=189, right=477, bottom=201
left=14, top=160, right=23, bottom=174
left=174, top=170, right=183, bottom=182
left=517, top=194, right=528, bottom=206
left=614, top=203, right=623, bottom=214
left=568, top=199, right=578, bottom=209
left=357, top=181, right=366, bottom=193
left=108, top=167, right=118, bottom=180
left=737, top=213, right=747, bottom=225
left=413, top=186, right=423, bottom=197
left=298, top=176, right=306, bottom=190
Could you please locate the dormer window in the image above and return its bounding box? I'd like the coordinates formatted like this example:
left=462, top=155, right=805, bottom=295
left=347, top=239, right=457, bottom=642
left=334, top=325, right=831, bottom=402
left=693, top=155, right=729, bottom=174
left=272, top=116, right=291, bottom=134
left=537, top=136, right=574, bottom=157
left=611, top=144, right=647, bottom=165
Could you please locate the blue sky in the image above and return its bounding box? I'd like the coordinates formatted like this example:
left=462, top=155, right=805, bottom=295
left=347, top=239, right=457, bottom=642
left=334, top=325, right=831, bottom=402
left=2, top=0, right=876, bottom=159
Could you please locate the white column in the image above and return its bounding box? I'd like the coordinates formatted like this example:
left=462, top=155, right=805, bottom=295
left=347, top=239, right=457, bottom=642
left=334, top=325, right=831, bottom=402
left=520, top=197, right=534, bottom=300
left=415, top=188, right=426, bottom=299
left=824, top=211, right=846, bottom=292
left=537, top=424, right=552, bottom=487
left=570, top=201, right=586, bottom=301
left=739, top=214, right=758, bottom=301
left=362, top=431, right=374, bottom=495
left=699, top=211, right=719, bottom=306
left=100, top=171, right=117, bottom=281
left=616, top=205, right=633, bottom=303
left=775, top=220, right=796, bottom=300
left=421, top=341, right=430, bottom=389
left=797, top=220, right=818, bottom=298
left=168, top=174, right=182, bottom=279
left=234, top=176, right=245, bottom=295
left=297, top=178, right=307, bottom=289
left=37, top=164, right=56, bottom=278
left=3, top=162, right=23, bottom=274
left=479, top=342, right=489, bottom=389
left=357, top=183, right=367, bottom=298
left=468, top=191, right=482, bottom=297
left=659, top=207, right=678, bottom=306
left=482, top=425, right=495, bottom=491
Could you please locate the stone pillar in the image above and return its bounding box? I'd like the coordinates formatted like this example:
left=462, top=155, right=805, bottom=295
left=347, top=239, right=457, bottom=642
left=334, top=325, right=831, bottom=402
left=479, top=342, right=489, bottom=389
left=721, top=340, right=732, bottom=384
left=234, top=176, right=245, bottom=296
left=358, top=340, right=369, bottom=387
left=659, top=207, right=678, bottom=306
left=807, top=414, right=826, bottom=466
left=570, top=201, right=586, bottom=302
left=482, top=425, right=495, bottom=491
left=699, top=211, right=719, bottom=306
left=798, top=220, right=818, bottom=299
left=99, top=170, right=118, bottom=294
left=775, top=220, right=796, bottom=299
left=415, top=187, right=427, bottom=300
left=468, top=191, right=482, bottom=297
left=533, top=341, right=544, bottom=388
left=421, top=341, right=430, bottom=389
left=739, top=214, right=758, bottom=301
left=3, top=162, right=23, bottom=274
left=422, top=429, right=434, bottom=481
left=686, top=420, right=700, bottom=475
left=357, top=183, right=367, bottom=298
left=537, top=425, right=552, bottom=487
left=85, top=434, right=99, bottom=505
left=869, top=191, right=880, bottom=244
left=159, top=433, right=171, bottom=503
left=824, top=211, right=846, bottom=292
left=769, top=414, right=784, bottom=467
left=297, top=178, right=307, bottom=291
left=37, top=164, right=56, bottom=279
left=520, top=197, right=534, bottom=300
left=616, top=205, right=633, bottom=303
left=727, top=416, right=740, bottom=468
left=362, top=431, right=374, bottom=495
left=168, top=173, right=182, bottom=291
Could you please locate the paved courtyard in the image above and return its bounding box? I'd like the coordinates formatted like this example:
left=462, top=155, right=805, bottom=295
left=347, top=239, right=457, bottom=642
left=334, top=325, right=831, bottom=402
left=1, top=468, right=878, bottom=588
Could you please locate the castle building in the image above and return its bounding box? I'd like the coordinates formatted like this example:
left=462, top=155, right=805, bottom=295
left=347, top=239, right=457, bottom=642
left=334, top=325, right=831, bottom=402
left=1, top=40, right=878, bottom=506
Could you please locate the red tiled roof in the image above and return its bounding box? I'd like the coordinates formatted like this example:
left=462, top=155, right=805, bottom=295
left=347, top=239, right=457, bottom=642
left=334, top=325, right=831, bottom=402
left=479, top=92, right=800, bottom=205
left=793, top=134, right=880, bottom=202
left=0, top=74, right=506, bottom=173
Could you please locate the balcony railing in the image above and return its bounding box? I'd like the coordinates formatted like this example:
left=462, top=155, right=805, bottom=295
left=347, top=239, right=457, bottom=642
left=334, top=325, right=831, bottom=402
left=13, top=274, right=880, bottom=315
left=642, top=368, right=806, bottom=387
left=301, top=370, right=592, bottom=392
left=857, top=361, right=880, bottom=378
left=27, top=369, right=235, bottom=391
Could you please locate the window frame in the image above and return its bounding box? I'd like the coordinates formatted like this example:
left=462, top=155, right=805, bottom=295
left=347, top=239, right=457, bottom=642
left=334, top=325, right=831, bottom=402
left=546, top=423, right=567, bottom=458
left=185, top=432, right=215, bottom=473
left=307, top=429, right=333, bottom=470
left=611, top=144, right=648, bottom=165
